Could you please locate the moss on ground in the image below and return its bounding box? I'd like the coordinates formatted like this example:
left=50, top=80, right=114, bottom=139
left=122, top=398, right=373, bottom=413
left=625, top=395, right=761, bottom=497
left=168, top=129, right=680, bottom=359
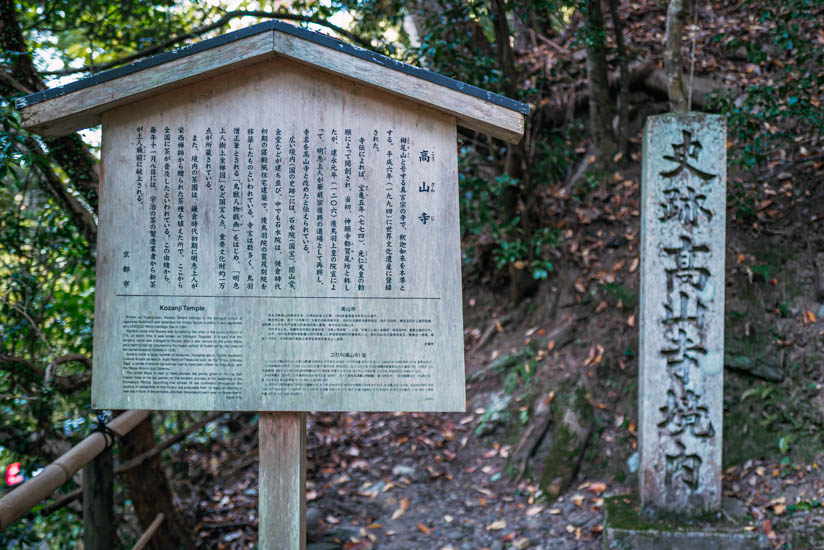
left=606, top=495, right=729, bottom=531
left=722, top=237, right=824, bottom=467
left=540, top=384, right=594, bottom=499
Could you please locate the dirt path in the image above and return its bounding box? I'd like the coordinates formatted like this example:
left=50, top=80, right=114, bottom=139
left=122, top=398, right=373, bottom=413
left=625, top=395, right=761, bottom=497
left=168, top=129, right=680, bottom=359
left=189, top=409, right=824, bottom=550
left=191, top=411, right=607, bottom=550
left=300, top=412, right=606, bottom=550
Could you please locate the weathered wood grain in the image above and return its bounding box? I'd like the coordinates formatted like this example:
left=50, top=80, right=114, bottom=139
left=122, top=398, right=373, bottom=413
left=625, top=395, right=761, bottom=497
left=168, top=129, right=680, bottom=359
left=259, top=412, right=306, bottom=550
left=83, top=448, right=114, bottom=550
left=20, top=34, right=273, bottom=138
left=268, top=31, right=525, bottom=143
left=19, top=28, right=525, bottom=143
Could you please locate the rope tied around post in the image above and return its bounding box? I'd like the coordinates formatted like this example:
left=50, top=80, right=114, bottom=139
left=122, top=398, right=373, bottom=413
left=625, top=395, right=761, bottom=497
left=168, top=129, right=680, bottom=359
left=0, top=410, right=150, bottom=531
left=92, top=411, right=118, bottom=451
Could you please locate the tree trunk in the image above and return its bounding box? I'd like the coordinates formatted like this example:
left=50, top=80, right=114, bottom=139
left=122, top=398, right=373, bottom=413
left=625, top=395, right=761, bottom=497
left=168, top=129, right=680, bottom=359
left=642, top=69, right=729, bottom=109
left=664, top=0, right=688, bottom=112
left=487, top=0, right=540, bottom=303
left=583, top=0, right=616, bottom=163
left=0, top=0, right=99, bottom=244
left=489, top=0, right=525, bottom=182
left=490, top=0, right=519, bottom=99
left=608, top=0, right=630, bottom=160
left=119, top=415, right=195, bottom=550
left=83, top=449, right=114, bottom=550
left=406, top=0, right=539, bottom=303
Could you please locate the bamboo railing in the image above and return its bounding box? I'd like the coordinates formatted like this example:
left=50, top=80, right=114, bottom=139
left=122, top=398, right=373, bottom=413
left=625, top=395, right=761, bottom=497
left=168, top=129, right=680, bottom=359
left=0, top=409, right=149, bottom=529
left=0, top=409, right=227, bottom=549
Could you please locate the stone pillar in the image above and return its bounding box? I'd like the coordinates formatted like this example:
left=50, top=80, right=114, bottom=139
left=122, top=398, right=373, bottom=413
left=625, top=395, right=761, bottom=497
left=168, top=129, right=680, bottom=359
left=639, top=113, right=726, bottom=517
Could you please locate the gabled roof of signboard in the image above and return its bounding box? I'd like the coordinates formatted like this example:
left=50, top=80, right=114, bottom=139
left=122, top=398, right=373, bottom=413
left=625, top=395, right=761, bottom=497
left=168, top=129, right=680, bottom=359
left=16, top=20, right=528, bottom=143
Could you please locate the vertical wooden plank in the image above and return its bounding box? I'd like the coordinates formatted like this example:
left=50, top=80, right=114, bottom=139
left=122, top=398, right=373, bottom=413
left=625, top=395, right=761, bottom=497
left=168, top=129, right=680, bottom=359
left=83, top=448, right=114, bottom=550
left=259, top=412, right=306, bottom=550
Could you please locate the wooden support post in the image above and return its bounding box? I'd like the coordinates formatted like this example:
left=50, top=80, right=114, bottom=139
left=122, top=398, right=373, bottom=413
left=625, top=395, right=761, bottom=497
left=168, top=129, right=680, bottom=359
left=259, top=412, right=306, bottom=550
left=83, top=447, right=114, bottom=550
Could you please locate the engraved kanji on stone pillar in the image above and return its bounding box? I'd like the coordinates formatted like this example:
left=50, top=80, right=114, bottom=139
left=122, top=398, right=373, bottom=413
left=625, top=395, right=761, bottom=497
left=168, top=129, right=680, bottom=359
left=639, top=113, right=726, bottom=517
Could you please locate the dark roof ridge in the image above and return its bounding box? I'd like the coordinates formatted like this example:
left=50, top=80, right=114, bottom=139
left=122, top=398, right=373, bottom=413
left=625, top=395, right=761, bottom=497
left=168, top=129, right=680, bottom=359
left=16, top=19, right=529, bottom=115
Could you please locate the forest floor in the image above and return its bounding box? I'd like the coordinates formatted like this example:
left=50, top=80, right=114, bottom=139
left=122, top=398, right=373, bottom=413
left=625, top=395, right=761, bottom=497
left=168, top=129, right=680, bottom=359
left=176, top=1, right=824, bottom=548
left=183, top=145, right=824, bottom=549
left=184, top=142, right=824, bottom=549
left=187, top=400, right=824, bottom=550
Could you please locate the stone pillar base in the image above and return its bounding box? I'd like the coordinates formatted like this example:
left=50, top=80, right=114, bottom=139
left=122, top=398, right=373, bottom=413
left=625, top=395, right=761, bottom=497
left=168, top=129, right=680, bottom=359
left=603, top=495, right=767, bottom=550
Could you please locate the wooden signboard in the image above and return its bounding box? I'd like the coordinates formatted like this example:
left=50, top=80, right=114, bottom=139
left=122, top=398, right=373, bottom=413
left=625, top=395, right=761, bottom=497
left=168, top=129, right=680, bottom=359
left=93, top=59, right=465, bottom=411
left=17, top=21, right=527, bottom=549
left=16, top=21, right=527, bottom=413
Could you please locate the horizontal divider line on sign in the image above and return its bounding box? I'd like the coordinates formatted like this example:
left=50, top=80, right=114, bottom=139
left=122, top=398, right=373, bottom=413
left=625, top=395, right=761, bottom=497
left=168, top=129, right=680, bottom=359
left=115, top=294, right=441, bottom=300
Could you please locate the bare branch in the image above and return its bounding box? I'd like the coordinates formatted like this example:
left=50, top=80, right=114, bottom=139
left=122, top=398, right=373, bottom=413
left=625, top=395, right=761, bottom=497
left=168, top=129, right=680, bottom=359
left=22, top=135, right=98, bottom=246
left=0, top=296, right=53, bottom=353
left=116, top=411, right=226, bottom=473
left=0, top=393, right=42, bottom=400
left=224, top=10, right=371, bottom=48
left=0, top=353, right=90, bottom=392
left=0, top=353, right=43, bottom=381
left=42, top=10, right=373, bottom=78
left=0, top=67, right=34, bottom=94
left=53, top=353, right=91, bottom=368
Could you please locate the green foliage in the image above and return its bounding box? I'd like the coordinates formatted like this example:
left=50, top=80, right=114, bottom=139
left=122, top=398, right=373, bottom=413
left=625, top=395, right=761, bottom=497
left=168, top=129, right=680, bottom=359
left=787, top=500, right=822, bottom=513
left=600, top=282, right=638, bottom=308
left=0, top=1, right=445, bottom=542
left=726, top=371, right=822, bottom=467
left=474, top=395, right=511, bottom=437
left=748, top=263, right=775, bottom=281
left=712, top=0, right=824, bottom=218
left=574, top=0, right=608, bottom=49
left=459, top=146, right=566, bottom=281
left=0, top=102, right=94, bottom=548
left=502, top=359, right=538, bottom=395
left=18, top=0, right=185, bottom=69
left=458, top=158, right=510, bottom=237
left=778, top=433, right=794, bottom=455
left=11, top=0, right=824, bottom=542
left=740, top=382, right=775, bottom=403
left=419, top=2, right=579, bottom=284
left=488, top=344, right=537, bottom=376
left=728, top=179, right=757, bottom=221
left=414, top=0, right=501, bottom=92
left=493, top=227, right=561, bottom=280
left=715, top=0, right=824, bottom=167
